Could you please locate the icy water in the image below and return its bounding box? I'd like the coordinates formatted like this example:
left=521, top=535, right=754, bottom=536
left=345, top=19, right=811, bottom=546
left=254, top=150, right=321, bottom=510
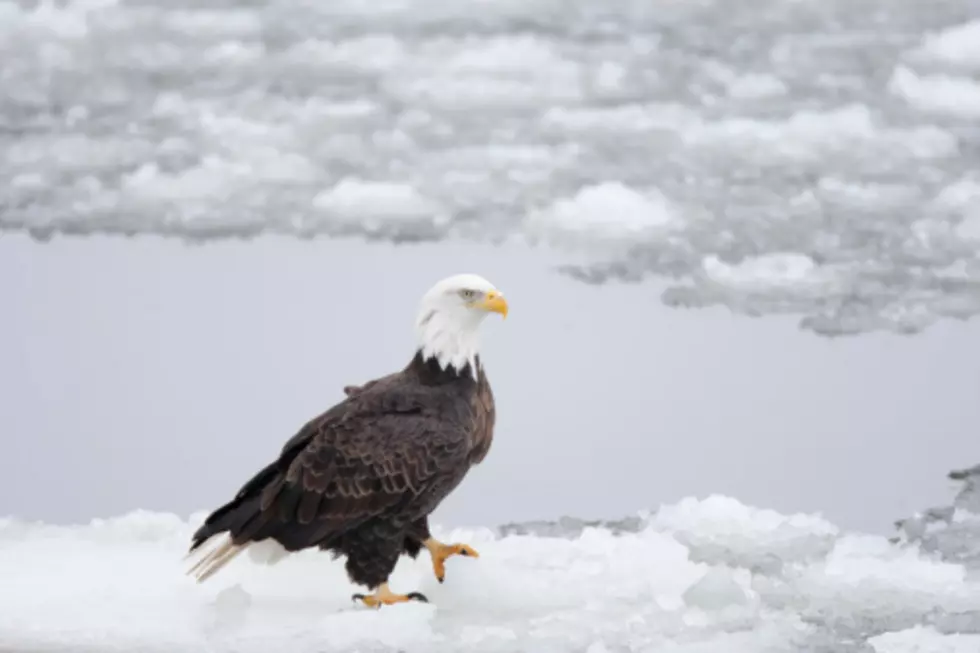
left=3, top=0, right=980, bottom=651
left=2, top=0, right=980, bottom=335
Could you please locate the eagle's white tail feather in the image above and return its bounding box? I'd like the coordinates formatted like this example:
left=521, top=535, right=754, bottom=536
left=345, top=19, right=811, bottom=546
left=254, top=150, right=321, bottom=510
left=185, top=536, right=250, bottom=583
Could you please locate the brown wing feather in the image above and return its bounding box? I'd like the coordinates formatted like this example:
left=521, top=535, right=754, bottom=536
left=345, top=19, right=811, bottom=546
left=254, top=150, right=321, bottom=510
left=187, top=363, right=482, bottom=582
left=247, top=382, right=470, bottom=545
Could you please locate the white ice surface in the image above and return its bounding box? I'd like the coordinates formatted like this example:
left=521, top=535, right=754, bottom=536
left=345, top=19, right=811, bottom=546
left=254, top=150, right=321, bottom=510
left=870, top=626, right=980, bottom=653
left=889, top=66, right=980, bottom=119
left=3, top=495, right=979, bottom=653
left=525, top=182, right=679, bottom=253
left=1, top=0, right=979, bottom=336
left=913, top=20, right=980, bottom=69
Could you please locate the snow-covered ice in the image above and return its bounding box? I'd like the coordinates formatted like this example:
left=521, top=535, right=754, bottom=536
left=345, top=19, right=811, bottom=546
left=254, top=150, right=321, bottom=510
left=911, top=20, right=980, bottom=70
left=3, top=482, right=980, bottom=653
left=1, top=0, right=979, bottom=336
left=525, top=182, right=680, bottom=253
left=889, top=67, right=980, bottom=119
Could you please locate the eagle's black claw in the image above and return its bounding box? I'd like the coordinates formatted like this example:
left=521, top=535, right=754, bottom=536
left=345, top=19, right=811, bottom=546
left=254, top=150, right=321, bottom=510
left=407, top=592, right=429, bottom=602
left=351, top=593, right=365, bottom=603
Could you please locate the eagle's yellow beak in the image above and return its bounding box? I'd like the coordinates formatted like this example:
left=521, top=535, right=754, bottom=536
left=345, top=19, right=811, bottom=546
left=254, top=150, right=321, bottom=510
left=475, top=291, right=508, bottom=319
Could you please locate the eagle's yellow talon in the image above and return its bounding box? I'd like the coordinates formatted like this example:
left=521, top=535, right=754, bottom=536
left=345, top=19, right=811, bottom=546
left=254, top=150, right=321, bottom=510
left=424, top=539, right=480, bottom=583
left=352, top=584, right=427, bottom=608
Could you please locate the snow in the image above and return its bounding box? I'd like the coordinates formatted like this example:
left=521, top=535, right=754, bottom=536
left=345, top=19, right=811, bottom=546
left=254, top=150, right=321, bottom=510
left=934, top=178, right=980, bottom=214
left=702, top=253, right=836, bottom=294
left=682, top=104, right=958, bottom=162
left=312, top=178, right=450, bottom=240
left=525, top=182, right=679, bottom=252
left=871, top=627, right=980, bottom=653
left=1, top=0, right=980, bottom=336
left=913, top=20, right=980, bottom=70
left=2, top=492, right=979, bottom=653
left=930, top=178, right=980, bottom=242
left=725, top=74, right=789, bottom=100
left=889, top=66, right=980, bottom=119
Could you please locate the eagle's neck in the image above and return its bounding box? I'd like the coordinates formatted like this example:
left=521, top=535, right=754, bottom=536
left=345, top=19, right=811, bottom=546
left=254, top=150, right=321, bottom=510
left=409, top=350, right=480, bottom=384
left=414, top=308, right=482, bottom=380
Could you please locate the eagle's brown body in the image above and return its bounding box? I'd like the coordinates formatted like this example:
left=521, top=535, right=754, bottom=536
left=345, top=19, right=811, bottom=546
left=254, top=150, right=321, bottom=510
left=188, top=351, right=495, bottom=590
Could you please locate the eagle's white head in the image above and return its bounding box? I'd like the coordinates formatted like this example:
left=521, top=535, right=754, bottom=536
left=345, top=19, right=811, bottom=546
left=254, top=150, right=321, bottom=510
left=415, top=273, right=508, bottom=376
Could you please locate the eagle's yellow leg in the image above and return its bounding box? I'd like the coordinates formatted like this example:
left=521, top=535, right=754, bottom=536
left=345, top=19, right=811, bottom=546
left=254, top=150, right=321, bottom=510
left=352, top=583, right=427, bottom=608
left=424, top=537, right=480, bottom=583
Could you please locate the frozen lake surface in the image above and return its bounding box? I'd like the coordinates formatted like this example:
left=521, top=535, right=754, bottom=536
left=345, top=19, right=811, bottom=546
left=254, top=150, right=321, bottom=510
left=3, top=1, right=980, bottom=650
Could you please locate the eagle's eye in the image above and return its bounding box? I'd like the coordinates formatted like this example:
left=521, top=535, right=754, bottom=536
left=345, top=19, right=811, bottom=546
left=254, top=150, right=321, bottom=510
left=459, top=289, right=478, bottom=301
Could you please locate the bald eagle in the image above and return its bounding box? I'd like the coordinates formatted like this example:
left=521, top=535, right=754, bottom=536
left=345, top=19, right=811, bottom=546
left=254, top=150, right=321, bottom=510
left=185, top=273, right=507, bottom=607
